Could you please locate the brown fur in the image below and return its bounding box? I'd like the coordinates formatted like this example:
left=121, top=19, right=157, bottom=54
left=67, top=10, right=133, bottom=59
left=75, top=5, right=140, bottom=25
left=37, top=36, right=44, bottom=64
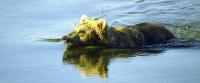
left=62, top=16, right=175, bottom=48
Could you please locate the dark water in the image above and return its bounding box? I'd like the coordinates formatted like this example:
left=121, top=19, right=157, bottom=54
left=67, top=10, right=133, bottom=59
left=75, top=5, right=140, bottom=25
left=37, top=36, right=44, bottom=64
left=0, top=0, right=200, bottom=83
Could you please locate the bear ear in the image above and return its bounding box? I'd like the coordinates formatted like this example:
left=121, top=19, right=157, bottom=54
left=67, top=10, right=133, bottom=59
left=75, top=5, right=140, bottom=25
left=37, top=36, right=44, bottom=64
left=95, top=19, right=107, bottom=41
left=80, top=15, right=91, bottom=24
left=97, top=19, right=107, bottom=30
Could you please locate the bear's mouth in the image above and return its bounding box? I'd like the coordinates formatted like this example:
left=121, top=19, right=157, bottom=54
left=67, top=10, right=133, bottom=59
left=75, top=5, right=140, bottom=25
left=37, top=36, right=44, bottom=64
left=64, top=39, right=73, bottom=46
left=62, top=36, right=72, bottom=43
left=62, top=36, right=72, bottom=45
left=62, top=36, right=82, bottom=47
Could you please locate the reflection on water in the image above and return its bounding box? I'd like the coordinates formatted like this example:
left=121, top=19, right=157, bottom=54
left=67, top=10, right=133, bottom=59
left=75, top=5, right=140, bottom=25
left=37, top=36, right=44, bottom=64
left=63, top=47, right=163, bottom=79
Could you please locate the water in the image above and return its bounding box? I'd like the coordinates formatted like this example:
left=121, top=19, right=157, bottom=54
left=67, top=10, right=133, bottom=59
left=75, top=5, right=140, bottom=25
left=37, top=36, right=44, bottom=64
left=0, top=0, right=200, bottom=83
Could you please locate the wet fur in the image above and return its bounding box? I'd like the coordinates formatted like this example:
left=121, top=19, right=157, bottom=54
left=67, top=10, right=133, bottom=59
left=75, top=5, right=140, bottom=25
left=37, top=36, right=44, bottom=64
left=63, top=16, right=175, bottom=48
left=105, top=23, right=175, bottom=48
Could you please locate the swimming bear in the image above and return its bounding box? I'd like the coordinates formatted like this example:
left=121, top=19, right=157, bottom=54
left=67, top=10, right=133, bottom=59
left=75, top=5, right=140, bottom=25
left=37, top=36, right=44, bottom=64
left=62, top=15, right=175, bottom=48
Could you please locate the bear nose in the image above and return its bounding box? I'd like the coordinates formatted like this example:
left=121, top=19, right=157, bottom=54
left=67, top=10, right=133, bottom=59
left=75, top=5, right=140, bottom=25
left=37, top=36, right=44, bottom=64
left=62, top=36, right=70, bottom=42
left=62, top=36, right=66, bottom=40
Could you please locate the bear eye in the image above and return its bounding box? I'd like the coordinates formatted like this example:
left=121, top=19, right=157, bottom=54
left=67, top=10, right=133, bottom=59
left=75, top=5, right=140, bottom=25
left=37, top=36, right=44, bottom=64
left=77, top=30, right=85, bottom=33
left=77, top=31, right=85, bottom=37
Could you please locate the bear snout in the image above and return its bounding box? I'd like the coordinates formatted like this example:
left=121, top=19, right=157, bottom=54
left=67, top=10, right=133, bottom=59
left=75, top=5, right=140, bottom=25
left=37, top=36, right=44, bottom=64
left=62, top=36, right=70, bottom=42
left=62, top=36, right=66, bottom=40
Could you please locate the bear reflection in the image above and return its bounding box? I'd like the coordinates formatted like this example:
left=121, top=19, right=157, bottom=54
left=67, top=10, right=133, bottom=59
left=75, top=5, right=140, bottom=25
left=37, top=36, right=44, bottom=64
left=63, top=47, right=162, bottom=79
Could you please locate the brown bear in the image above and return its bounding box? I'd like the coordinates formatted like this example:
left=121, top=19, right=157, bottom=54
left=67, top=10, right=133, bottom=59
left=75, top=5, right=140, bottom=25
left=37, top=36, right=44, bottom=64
left=62, top=15, right=175, bottom=48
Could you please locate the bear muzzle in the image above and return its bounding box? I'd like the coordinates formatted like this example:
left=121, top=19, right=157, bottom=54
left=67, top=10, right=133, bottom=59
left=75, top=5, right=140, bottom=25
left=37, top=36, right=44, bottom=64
left=62, top=36, right=70, bottom=42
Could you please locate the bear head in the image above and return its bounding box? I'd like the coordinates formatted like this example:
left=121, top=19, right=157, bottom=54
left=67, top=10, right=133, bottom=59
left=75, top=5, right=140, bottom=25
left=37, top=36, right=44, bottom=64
left=62, top=15, right=107, bottom=47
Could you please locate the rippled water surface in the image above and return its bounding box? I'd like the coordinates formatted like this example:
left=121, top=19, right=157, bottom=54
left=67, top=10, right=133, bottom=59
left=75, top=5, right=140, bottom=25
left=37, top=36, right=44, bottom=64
left=0, top=0, right=200, bottom=83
